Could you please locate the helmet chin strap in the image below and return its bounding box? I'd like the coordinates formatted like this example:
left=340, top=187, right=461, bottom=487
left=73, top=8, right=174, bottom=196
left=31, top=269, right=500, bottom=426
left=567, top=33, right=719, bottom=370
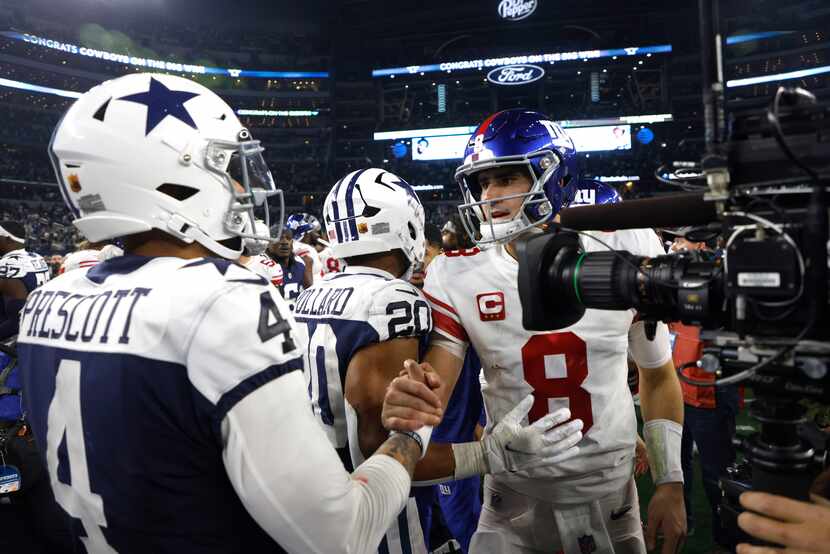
left=478, top=217, right=527, bottom=243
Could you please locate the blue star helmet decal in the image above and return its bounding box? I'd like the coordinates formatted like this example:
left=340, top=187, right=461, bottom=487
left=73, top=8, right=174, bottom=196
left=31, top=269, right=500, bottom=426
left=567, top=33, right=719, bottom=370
left=117, top=77, right=199, bottom=135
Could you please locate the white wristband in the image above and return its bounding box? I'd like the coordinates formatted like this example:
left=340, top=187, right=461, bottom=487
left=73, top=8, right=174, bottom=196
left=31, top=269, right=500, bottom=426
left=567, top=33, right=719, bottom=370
left=390, top=426, right=433, bottom=459
left=451, top=441, right=488, bottom=479
left=643, top=419, right=684, bottom=486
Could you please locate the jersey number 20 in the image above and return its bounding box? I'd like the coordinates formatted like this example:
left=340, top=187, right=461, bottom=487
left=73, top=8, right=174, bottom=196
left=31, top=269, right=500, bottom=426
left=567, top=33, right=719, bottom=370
left=521, top=332, right=594, bottom=432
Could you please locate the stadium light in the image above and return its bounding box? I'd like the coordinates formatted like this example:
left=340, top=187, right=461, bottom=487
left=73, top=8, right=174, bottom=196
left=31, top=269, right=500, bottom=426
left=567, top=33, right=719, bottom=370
left=726, top=65, right=830, bottom=88
left=0, top=77, right=81, bottom=98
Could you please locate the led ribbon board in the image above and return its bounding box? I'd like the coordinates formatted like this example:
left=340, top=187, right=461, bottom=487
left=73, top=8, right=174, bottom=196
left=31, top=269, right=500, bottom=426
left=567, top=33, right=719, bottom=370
left=372, top=44, right=672, bottom=78
left=2, top=31, right=329, bottom=79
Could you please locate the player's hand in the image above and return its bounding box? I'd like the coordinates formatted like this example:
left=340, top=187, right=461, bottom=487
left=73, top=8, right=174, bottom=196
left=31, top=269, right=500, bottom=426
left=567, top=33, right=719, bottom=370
left=645, top=482, right=687, bottom=554
left=634, top=434, right=650, bottom=477
left=736, top=492, right=830, bottom=553
left=482, top=394, right=583, bottom=474
left=382, top=359, right=443, bottom=432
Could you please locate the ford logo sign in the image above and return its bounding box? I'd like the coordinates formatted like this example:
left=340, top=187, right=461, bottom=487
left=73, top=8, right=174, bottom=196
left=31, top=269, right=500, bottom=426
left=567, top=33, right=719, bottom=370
left=486, top=64, right=545, bottom=86
left=498, top=0, right=538, bottom=21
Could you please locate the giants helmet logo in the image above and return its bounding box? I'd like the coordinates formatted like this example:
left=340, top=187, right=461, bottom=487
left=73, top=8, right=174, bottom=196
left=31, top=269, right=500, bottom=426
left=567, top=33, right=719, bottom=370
left=477, top=292, right=506, bottom=321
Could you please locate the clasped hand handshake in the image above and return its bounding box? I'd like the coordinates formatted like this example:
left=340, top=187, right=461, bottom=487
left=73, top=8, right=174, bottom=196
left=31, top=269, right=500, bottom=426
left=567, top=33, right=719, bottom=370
left=381, top=359, right=583, bottom=473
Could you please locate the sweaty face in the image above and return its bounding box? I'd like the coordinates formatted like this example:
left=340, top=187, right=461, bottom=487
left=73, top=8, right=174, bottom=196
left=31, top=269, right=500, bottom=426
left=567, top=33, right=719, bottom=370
left=475, top=167, right=533, bottom=222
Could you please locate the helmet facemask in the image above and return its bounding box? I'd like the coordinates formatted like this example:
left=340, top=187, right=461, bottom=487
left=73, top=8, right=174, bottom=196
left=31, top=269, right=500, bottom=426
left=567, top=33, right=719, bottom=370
left=203, top=129, right=284, bottom=257
left=455, top=148, right=563, bottom=246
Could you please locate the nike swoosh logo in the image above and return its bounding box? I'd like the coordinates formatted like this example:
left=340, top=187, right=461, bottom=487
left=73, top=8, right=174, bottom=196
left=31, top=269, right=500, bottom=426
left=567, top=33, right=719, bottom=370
left=504, top=445, right=534, bottom=456
left=610, top=505, right=632, bottom=520
left=395, top=288, right=419, bottom=296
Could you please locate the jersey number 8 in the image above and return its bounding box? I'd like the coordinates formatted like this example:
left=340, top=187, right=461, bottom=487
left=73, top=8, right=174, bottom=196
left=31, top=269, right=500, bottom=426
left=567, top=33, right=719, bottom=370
left=521, top=332, right=594, bottom=432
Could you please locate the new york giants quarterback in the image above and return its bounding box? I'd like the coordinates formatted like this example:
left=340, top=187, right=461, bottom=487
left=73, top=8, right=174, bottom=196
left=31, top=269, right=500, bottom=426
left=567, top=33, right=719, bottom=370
left=417, top=110, right=687, bottom=554
left=17, top=73, right=444, bottom=554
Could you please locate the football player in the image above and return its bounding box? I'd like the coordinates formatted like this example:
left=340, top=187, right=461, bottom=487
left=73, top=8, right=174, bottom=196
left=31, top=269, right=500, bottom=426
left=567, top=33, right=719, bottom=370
left=268, top=227, right=311, bottom=308
left=405, top=109, right=686, bottom=554
left=569, top=179, right=623, bottom=207
left=408, top=223, right=442, bottom=289
left=286, top=212, right=326, bottom=279
left=440, top=215, right=469, bottom=252
left=0, top=221, right=50, bottom=340
left=291, top=212, right=345, bottom=277
left=238, top=219, right=284, bottom=288
left=298, top=168, right=433, bottom=553
left=17, top=73, right=445, bottom=553
left=59, top=239, right=124, bottom=274
left=301, top=168, right=583, bottom=554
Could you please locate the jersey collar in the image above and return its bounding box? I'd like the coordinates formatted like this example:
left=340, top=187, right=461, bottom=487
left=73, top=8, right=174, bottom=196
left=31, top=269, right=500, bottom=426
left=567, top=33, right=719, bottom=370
left=343, top=265, right=397, bottom=280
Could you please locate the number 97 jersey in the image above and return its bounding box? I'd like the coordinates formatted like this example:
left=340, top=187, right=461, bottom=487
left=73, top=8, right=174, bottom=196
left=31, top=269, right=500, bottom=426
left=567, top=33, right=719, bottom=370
left=423, top=232, right=671, bottom=505
left=293, top=266, right=432, bottom=451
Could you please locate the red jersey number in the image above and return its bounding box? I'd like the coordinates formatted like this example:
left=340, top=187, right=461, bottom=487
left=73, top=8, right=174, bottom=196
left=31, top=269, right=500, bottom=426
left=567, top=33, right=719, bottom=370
left=521, top=332, right=593, bottom=432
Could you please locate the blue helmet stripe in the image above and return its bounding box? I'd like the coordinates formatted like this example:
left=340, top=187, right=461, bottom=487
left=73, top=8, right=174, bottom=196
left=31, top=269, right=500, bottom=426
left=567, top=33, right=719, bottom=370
left=330, top=200, right=344, bottom=243
left=342, top=169, right=367, bottom=241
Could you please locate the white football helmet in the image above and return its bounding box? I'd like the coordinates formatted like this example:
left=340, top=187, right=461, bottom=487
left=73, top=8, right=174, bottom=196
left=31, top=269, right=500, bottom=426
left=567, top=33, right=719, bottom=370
left=242, top=219, right=271, bottom=256
left=49, top=73, right=283, bottom=259
left=323, top=168, right=425, bottom=275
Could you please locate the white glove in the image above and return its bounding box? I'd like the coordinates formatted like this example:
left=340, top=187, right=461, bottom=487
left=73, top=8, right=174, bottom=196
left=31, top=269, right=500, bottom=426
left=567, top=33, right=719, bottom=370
left=453, top=394, right=583, bottom=478
left=484, top=395, right=583, bottom=473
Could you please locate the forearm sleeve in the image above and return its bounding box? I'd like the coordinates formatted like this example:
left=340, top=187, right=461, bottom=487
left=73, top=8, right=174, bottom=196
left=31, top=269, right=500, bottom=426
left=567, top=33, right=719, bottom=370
left=222, top=370, right=410, bottom=554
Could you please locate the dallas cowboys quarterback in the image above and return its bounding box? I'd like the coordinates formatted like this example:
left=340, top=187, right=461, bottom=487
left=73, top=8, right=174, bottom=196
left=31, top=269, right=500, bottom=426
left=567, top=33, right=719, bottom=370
left=17, top=72, right=444, bottom=554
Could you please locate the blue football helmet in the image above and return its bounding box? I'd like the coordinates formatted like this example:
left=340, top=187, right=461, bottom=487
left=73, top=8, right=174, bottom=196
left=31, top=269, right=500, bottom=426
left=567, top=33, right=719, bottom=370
left=570, top=179, right=622, bottom=207
left=285, top=212, right=321, bottom=241
left=455, top=109, right=579, bottom=245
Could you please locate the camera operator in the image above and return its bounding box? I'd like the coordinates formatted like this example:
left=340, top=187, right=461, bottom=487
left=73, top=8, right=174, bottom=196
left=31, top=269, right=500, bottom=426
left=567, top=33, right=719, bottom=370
left=663, top=228, right=740, bottom=548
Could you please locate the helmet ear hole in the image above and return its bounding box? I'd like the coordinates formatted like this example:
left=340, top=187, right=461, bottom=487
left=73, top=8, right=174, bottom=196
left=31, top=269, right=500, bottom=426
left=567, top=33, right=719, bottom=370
left=156, top=183, right=199, bottom=201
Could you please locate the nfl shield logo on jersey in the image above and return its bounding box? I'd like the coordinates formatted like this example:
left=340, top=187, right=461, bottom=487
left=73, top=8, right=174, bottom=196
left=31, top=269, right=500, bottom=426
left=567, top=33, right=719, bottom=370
left=477, top=292, right=505, bottom=321
left=578, top=534, right=597, bottom=554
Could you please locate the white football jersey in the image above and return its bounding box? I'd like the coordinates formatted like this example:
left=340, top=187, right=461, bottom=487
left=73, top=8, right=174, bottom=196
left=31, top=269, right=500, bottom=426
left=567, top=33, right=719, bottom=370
left=423, top=230, right=671, bottom=504
left=0, top=248, right=50, bottom=292
left=59, top=245, right=124, bottom=275
left=242, top=254, right=284, bottom=288
left=16, top=255, right=305, bottom=551
left=293, top=265, right=432, bottom=554
left=318, top=245, right=344, bottom=276
left=293, top=242, right=323, bottom=282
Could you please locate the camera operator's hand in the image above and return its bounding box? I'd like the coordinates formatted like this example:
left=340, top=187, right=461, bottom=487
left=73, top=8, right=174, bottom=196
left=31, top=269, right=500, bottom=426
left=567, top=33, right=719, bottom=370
left=646, top=482, right=687, bottom=554
left=737, top=491, right=830, bottom=553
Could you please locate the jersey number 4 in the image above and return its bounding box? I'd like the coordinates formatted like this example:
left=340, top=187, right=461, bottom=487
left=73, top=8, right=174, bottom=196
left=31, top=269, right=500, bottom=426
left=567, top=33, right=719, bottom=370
left=47, top=360, right=117, bottom=553
left=521, top=332, right=594, bottom=432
